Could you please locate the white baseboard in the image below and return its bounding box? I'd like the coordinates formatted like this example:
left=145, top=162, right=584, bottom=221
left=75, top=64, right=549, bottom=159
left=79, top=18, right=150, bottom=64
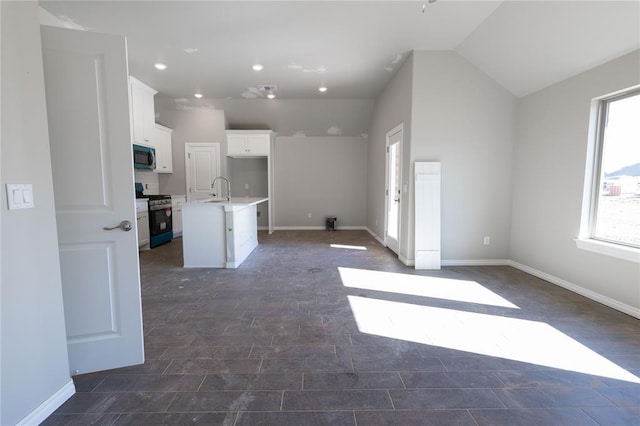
left=274, top=226, right=325, bottom=230
left=399, top=255, right=415, bottom=266
left=273, top=226, right=366, bottom=231
left=442, top=259, right=510, bottom=266
left=17, top=379, right=75, bottom=426
left=365, top=227, right=386, bottom=246
left=509, top=260, right=640, bottom=319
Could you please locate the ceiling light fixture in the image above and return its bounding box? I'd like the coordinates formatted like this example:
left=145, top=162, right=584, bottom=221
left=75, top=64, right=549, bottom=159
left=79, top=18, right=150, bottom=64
left=318, top=86, right=328, bottom=93
left=252, top=64, right=264, bottom=71
left=267, top=92, right=276, bottom=99
left=194, top=92, right=203, bottom=98
left=154, top=63, right=167, bottom=70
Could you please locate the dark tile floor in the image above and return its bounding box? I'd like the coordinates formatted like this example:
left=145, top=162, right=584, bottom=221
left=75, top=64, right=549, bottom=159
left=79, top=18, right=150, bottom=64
left=44, top=230, right=640, bottom=425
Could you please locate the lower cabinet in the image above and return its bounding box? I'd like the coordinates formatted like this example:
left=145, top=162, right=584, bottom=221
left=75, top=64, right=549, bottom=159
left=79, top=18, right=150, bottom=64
left=171, top=195, right=186, bottom=237
left=136, top=199, right=150, bottom=250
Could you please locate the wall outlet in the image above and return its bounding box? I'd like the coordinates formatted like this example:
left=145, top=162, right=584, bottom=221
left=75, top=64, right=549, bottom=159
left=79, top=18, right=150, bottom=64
left=483, top=236, right=491, bottom=245
left=307, top=213, right=312, bottom=219
left=244, top=183, right=249, bottom=189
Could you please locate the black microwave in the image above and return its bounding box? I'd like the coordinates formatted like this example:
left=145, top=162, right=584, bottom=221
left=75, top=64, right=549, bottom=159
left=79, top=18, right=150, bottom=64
left=133, top=144, right=156, bottom=170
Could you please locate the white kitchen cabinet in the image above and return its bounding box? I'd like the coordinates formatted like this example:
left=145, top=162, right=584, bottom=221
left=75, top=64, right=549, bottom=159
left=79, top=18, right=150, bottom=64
left=136, top=199, right=150, bottom=250
left=171, top=195, right=186, bottom=237
left=226, top=130, right=271, bottom=157
left=154, top=124, right=173, bottom=173
left=225, top=130, right=275, bottom=234
left=130, top=76, right=157, bottom=146
left=182, top=198, right=267, bottom=268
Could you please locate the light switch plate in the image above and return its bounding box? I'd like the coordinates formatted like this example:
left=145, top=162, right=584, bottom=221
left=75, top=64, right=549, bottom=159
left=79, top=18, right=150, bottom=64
left=6, top=184, right=34, bottom=210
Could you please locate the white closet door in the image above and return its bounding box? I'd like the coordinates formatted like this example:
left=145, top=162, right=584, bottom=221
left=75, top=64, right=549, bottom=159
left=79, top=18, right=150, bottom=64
left=415, top=162, right=441, bottom=269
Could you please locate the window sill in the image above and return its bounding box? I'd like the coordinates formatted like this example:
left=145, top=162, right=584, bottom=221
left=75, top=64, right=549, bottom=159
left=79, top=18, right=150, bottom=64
left=575, top=238, right=640, bottom=263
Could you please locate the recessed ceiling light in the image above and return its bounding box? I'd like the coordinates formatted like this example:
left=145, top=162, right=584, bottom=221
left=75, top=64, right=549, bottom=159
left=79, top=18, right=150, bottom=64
left=318, top=86, right=328, bottom=93
left=267, top=93, right=276, bottom=99
left=194, top=93, right=203, bottom=98
left=252, top=64, right=264, bottom=72
left=154, top=63, right=167, bottom=70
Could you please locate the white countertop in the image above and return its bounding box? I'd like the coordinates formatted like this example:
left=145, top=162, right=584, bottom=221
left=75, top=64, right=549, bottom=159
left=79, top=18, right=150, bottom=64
left=184, top=197, right=268, bottom=211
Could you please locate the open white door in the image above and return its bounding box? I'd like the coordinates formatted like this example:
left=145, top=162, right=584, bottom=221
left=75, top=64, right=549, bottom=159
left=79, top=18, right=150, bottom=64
left=185, top=143, right=221, bottom=202
left=385, top=125, right=403, bottom=255
left=41, top=26, right=144, bottom=374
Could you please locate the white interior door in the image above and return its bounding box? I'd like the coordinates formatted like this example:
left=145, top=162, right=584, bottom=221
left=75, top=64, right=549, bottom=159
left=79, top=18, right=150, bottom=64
left=41, top=26, right=144, bottom=374
left=185, top=143, right=221, bottom=202
left=385, top=125, right=403, bottom=255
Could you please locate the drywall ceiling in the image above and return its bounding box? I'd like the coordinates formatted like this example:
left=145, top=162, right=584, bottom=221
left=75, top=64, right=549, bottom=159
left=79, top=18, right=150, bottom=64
left=39, top=1, right=639, bottom=100
left=456, top=1, right=640, bottom=98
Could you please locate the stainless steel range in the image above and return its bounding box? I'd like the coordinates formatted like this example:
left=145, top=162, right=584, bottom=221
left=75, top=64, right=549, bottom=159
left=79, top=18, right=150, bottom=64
left=147, top=195, right=173, bottom=248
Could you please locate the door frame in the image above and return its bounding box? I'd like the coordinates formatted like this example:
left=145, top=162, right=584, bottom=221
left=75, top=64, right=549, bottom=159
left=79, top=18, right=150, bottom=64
left=185, top=142, right=221, bottom=202
left=384, top=123, right=403, bottom=255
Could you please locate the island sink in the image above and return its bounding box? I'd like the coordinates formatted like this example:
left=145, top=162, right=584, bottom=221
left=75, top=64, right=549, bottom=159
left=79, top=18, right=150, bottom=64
left=182, top=197, right=268, bottom=268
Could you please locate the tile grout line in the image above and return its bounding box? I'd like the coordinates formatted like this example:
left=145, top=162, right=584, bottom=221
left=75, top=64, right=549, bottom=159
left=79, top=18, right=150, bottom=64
left=397, top=372, right=407, bottom=389
left=163, top=391, right=180, bottom=413
left=247, top=344, right=255, bottom=359
left=467, top=409, right=481, bottom=426
left=196, top=374, right=207, bottom=392
left=386, top=389, right=396, bottom=410
left=161, top=360, right=174, bottom=375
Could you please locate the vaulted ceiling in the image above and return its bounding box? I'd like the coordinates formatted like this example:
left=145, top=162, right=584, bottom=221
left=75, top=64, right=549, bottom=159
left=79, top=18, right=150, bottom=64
left=40, top=1, right=639, bottom=101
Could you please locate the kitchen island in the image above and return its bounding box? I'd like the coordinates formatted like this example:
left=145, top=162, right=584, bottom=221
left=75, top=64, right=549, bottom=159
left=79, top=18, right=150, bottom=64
left=182, top=197, right=268, bottom=268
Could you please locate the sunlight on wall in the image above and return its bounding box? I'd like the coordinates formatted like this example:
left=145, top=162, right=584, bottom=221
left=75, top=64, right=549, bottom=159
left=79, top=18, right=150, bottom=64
left=347, top=295, right=640, bottom=384
left=338, top=267, right=519, bottom=309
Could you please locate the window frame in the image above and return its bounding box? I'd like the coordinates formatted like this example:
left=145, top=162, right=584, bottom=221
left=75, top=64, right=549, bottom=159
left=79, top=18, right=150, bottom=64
left=576, top=86, right=640, bottom=263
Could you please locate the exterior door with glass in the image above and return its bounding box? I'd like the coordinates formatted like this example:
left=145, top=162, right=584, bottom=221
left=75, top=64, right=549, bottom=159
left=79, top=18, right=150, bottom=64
left=385, top=125, right=403, bottom=255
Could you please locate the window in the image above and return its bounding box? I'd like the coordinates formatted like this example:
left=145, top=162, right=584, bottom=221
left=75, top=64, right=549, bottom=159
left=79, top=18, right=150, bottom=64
left=577, top=87, right=640, bottom=261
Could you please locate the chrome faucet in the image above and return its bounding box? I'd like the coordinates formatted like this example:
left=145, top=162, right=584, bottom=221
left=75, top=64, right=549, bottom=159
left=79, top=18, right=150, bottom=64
left=212, top=176, right=231, bottom=202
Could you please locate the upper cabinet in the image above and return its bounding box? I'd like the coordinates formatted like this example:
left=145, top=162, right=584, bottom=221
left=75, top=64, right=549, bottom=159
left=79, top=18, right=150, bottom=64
left=130, top=76, right=157, bottom=146
left=226, top=130, right=273, bottom=157
left=130, top=76, right=173, bottom=173
left=154, top=124, right=173, bottom=173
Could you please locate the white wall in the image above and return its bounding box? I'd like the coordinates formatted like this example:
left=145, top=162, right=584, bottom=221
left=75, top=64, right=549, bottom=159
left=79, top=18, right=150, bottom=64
left=228, top=157, right=269, bottom=227
left=366, top=51, right=516, bottom=264
left=510, top=50, right=640, bottom=313
left=1, top=2, right=72, bottom=424
left=156, top=97, right=374, bottom=138
left=366, top=54, right=414, bottom=243
left=409, top=51, right=516, bottom=262
left=134, top=169, right=160, bottom=195
left=154, top=109, right=227, bottom=195
left=274, top=136, right=368, bottom=228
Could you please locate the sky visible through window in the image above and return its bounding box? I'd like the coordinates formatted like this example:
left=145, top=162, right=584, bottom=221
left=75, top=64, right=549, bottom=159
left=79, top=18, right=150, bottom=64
left=595, top=91, right=640, bottom=247
left=601, top=93, right=640, bottom=174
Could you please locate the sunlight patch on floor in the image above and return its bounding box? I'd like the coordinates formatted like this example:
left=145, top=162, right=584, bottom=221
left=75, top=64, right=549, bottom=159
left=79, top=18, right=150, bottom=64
left=347, top=295, right=640, bottom=384
left=339, top=267, right=518, bottom=309
left=330, top=244, right=367, bottom=251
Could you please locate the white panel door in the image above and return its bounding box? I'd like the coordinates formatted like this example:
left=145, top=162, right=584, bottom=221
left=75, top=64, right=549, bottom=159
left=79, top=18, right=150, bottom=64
left=415, top=162, right=441, bottom=270
left=41, top=26, right=144, bottom=374
left=385, top=125, right=403, bottom=255
left=185, top=143, right=221, bottom=202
